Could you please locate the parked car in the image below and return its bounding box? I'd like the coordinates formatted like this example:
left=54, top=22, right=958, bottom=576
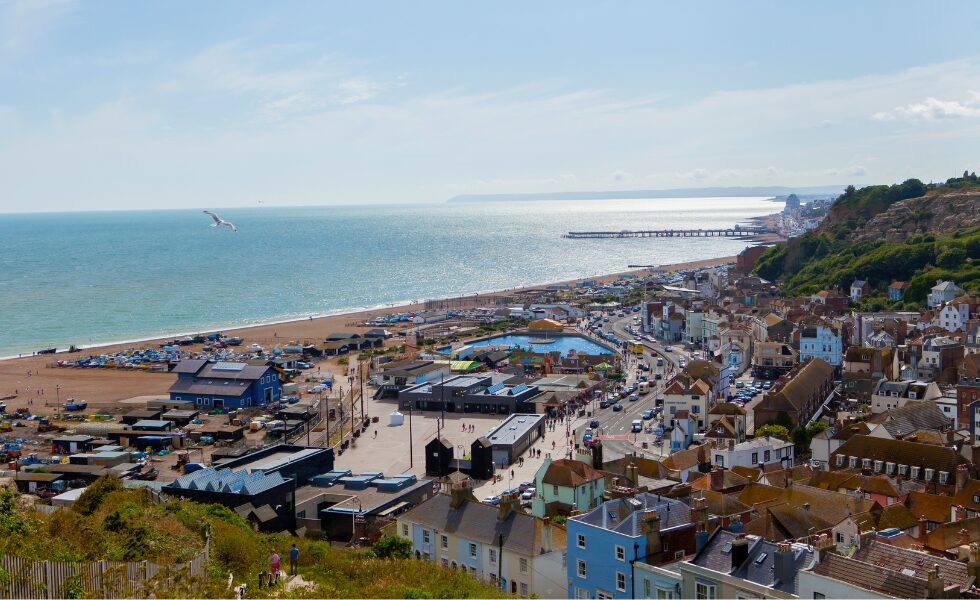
left=521, top=488, right=536, bottom=501
left=590, top=418, right=600, bottom=428
left=642, top=409, right=655, bottom=420
left=484, top=496, right=501, bottom=505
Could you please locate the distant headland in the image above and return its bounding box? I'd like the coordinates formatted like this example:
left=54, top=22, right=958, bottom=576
left=447, top=185, right=846, bottom=203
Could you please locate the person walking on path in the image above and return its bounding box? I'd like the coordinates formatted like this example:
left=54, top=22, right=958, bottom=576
left=270, top=551, right=281, bottom=583
left=289, top=544, right=299, bottom=576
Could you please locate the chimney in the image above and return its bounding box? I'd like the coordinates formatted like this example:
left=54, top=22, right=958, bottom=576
left=955, top=505, right=968, bottom=522
left=641, top=509, right=663, bottom=563
left=728, top=439, right=735, bottom=451
left=959, top=528, right=971, bottom=548
left=730, top=534, right=750, bottom=571
left=498, top=492, right=521, bottom=521
left=925, top=563, right=945, bottom=599
left=710, top=467, right=725, bottom=491
left=813, top=533, right=835, bottom=562
left=918, top=516, right=927, bottom=539
left=956, top=464, right=969, bottom=493
left=968, top=543, right=980, bottom=585
left=626, top=462, right=639, bottom=487
left=450, top=483, right=477, bottom=508
left=773, top=542, right=796, bottom=585
left=541, top=519, right=554, bottom=553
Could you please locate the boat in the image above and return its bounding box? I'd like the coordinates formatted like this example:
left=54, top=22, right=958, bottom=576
left=37, top=348, right=56, bottom=355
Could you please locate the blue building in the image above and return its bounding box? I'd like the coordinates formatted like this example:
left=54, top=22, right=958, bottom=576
left=566, top=493, right=700, bottom=599
left=168, top=359, right=281, bottom=409
left=798, top=319, right=843, bottom=369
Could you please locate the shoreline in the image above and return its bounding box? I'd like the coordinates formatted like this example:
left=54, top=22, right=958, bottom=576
left=0, top=253, right=737, bottom=408
left=1, top=254, right=738, bottom=363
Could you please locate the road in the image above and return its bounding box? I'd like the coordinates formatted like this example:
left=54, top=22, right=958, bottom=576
left=573, top=313, right=699, bottom=461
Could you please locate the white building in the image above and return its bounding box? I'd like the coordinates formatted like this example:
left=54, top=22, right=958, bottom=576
left=710, top=436, right=794, bottom=470
left=938, top=301, right=970, bottom=332
left=928, top=280, right=964, bottom=308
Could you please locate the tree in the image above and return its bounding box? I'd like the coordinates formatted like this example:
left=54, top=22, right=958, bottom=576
left=73, top=474, right=123, bottom=516
left=372, top=535, right=412, bottom=559
left=805, top=421, right=830, bottom=439
left=756, top=424, right=790, bottom=441
left=774, top=411, right=794, bottom=431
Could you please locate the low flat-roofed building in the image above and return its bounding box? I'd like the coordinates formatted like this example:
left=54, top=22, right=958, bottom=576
left=398, top=374, right=539, bottom=415
left=121, top=409, right=163, bottom=425
left=483, top=413, right=546, bottom=467
left=130, top=419, right=173, bottom=432
left=163, top=467, right=296, bottom=532
left=294, top=471, right=436, bottom=541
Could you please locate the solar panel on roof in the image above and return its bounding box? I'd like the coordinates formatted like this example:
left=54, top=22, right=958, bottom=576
left=213, top=362, right=247, bottom=371
left=486, top=383, right=505, bottom=394
left=510, top=383, right=527, bottom=395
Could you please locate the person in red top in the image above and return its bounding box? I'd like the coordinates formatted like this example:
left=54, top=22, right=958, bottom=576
left=269, top=551, right=281, bottom=583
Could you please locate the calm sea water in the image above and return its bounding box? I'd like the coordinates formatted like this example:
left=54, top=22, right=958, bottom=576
left=0, top=197, right=776, bottom=357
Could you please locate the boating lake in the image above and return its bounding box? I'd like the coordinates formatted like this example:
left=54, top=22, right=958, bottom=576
left=466, top=333, right=614, bottom=357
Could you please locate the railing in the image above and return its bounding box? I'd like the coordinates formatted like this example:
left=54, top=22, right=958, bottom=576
left=0, top=532, right=209, bottom=599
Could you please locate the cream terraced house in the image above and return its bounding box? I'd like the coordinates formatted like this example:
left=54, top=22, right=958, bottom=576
left=397, top=487, right=567, bottom=598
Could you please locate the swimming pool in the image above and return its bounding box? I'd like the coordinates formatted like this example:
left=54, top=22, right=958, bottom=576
left=467, top=333, right=614, bottom=357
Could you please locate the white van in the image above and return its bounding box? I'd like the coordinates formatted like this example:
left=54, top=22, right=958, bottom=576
left=631, top=420, right=643, bottom=433
left=638, top=381, right=650, bottom=393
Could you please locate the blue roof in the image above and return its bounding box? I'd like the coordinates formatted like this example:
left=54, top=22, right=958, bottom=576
left=166, top=466, right=289, bottom=496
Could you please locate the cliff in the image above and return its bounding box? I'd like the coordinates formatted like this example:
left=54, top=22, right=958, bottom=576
left=852, top=187, right=980, bottom=243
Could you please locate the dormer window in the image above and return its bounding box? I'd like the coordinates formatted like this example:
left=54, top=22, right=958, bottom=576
left=836, top=455, right=845, bottom=467
left=925, top=468, right=934, bottom=481
left=939, top=471, right=949, bottom=485
left=874, top=460, right=883, bottom=473
left=911, top=466, right=921, bottom=479
left=886, top=462, right=895, bottom=475
left=862, top=458, right=872, bottom=469
left=849, top=456, right=859, bottom=468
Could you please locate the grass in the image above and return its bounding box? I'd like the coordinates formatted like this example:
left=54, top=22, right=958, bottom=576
left=0, top=477, right=508, bottom=599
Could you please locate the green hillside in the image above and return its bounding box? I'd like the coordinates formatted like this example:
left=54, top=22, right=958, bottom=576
left=0, top=477, right=508, bottom=599
left=753, top=173, right=980, bottom=308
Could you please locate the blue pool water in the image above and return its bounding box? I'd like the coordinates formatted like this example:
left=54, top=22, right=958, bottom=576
left=467, top=334, right=614, bottom=357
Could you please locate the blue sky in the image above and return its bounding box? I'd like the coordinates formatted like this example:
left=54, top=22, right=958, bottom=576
left=1, top=1, right=979, bottom=212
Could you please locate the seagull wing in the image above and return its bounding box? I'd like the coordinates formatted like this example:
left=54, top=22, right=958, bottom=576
left=203, top=210, right=222, bottom=225
left=227, top=222, right=239, bottom=232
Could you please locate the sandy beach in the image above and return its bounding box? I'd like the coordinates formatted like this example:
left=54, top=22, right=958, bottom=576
left=0, top=254, right=735, bottom=410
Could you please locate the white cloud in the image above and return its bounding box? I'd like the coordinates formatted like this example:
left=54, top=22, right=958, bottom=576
left=843, top=165, right=867, bottom=176
left=873, top=91, right=980, bottom=121
left=609, top=170, right=631, bottom=182
left=334, top=77, right=385, bottom=105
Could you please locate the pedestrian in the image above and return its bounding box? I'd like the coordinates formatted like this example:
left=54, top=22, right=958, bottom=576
left=289, top=544, right=299, bottom=576
left=269, top=551, right=281, bottom=583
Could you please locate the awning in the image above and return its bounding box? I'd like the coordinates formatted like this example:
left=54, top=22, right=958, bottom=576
left=377, top=501, right=411, bottom=517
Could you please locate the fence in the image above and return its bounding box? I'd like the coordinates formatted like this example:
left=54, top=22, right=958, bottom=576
left=0, top=532, right=209, bottom=599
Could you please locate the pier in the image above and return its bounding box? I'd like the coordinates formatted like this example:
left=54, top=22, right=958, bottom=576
left=562, top=226, right=769, bottom=239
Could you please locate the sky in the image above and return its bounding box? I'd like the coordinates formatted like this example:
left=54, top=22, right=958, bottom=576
left=1, top=1, right=980, bottom=213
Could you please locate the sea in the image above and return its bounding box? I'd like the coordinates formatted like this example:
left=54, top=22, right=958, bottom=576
left=0, top=197, right=777, bottom=358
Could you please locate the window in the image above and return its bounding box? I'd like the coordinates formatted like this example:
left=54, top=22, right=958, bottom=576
left=899, top=464, right=908, bottom=476
left=814, top=593, right=826, bottom=599
left=849, top=456, right=858, bottom=468
left=644, top=580, right=652, bottom=598
left=695, top=582, right=717, bottom=600
left=423, top=530, right=430, bottom=544
left=577, top=534, right=586, bottom=549
left=764, top=450, right=771, bottom=462
left=836, top=455, right=844, bottom=467
left=574, top=588, right=589, bottom=600
left=675, top=550, right=685, bottom=559
left=469, top=543, right=477, bottom=558
left=836, top=532, right=844, bottom=543
left=520, top=583, right=528, bottom=596
left=553, top=484, right=559, bottom=495
left=577, top=559, right=587, bottom=578
left=520, top=558, right=528, bottom=574
left=402, top=524, right=409, bottom=536
left=441, top=535, right=448, bottom=549
left=489, top=548, right=497, bottom=563
left=715, top=455, right=725, bottom=468
left=615, top=545, right=626, bottom=561
left=925, top=468, right=934, bottom=481
left=862, top=458, right=872, bottom=469
left=940, top=471, right=949, bottom=484
left=874, top=460, right=883, bottom=473
left=751, top=452, right=758, bottom=464
left=616, top=572, right=627, bottom=592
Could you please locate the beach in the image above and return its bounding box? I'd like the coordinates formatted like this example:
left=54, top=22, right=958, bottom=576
left=0, top=254, right=734, bottom=410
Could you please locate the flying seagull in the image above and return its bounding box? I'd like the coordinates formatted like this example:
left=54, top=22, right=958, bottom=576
left=203, top=210, right=238, bottom=232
